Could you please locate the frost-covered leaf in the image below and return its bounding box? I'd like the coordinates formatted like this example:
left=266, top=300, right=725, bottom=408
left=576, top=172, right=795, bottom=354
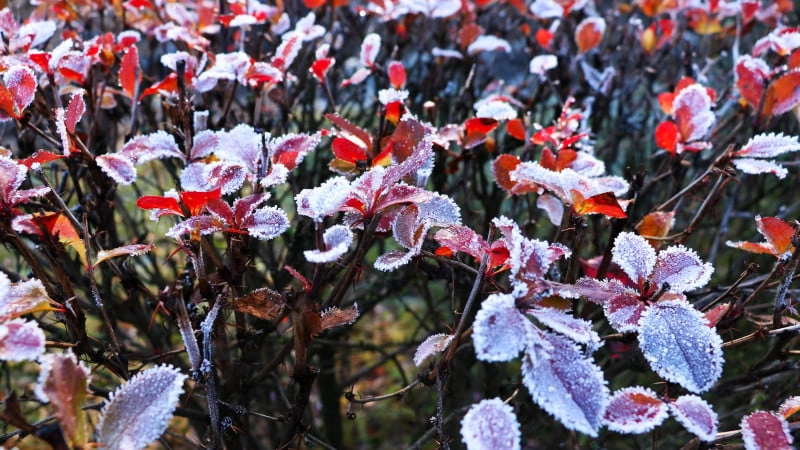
left=763, top=69, right=800, bottom=117
left=304, top=225, right=353, bottom=263
left=673, top=84, right=714, bottom=143
left=467, top=35, right=511, bottom=55
left=475, top=100, right=517, bottom=121
left=1, top=278, right=60, bottom=322
left=779, top=396, right=800, bottom=419
left=741, top=411, right=793, bottom=450
left=97, top=365, right=187, bottom=450
left=612, top=232, right=656, bottom=285
left=527, top=307, right=601, bottom=351
left=473, top=293, right=533, bottom=362
left=522, top=331, right=608, bottom=436
left=34, top=352, right=91, bottom=447
left=669, top=395, right=718, bottom=442
left=603, top=386, right=668, bottom=434
left=295, top=176, right=351, bottom=221
left=530, top=54, right=558, bottom=77
left=93, top=244, right=154, bottom=269
left=638, top=300, right=723, bottom=393
left=120, top=130, right=184, bottom=165
left=461, top=398, right=521, bottom=450
left=733, top=158, right=789, bottom=179
left=575, top=17, right=606, bottom=54
left=243, top=206, right=289, bottom=240
left=320, top=304, right=359, bottom=329
left=574, top=278, right=647, bottom=333
left=269, top=132, right=320, bottom=171
left=651, top=245, right=713, bottom=293
left=96, top=154, right=137, bottom=185
left=228, top=288, right=284, bottom=321
left=734, top=133, right=800, bottom=159
left=413, top=333, right=454, bottom=366
left=0, top=319, right=45, bottom=361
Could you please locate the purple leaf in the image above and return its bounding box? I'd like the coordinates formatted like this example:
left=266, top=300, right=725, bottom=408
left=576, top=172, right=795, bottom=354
left=741, top=411, right=793, bottom=450
left=638, top=300, right=723, bottom=393
left=119, top=130, right=184, bottom=164
left=189, top=129, right=220, bottom=160
left=96, top=365, right=187, bottom=450
left=521, top=331, right=609, bottom=436
left=304, top=225, right=353, bottom=263
left=473, top=293, right=535, bottom=362
left=244, top=206, right=289, bottom=240
left=460, top=398, right=521, bottom=450
left=0, top=318, right=45, bottom=361
left=734, top=132, right=800, bottom=159
left=203, top=161, right=248, bottom=195
left=527, top=307, right=601, bottom=351
left=574, top=277, right=645, bottom=333
left=604, top=386, right=668, bottom=434
left=413, top=333, right=454, bottom=366
left=669, top=395, right=718, bottom=442
left=166, top=215, right=224, bottom=240
left=612, top=232, right=656, bottom=285
left=96, top=154, right=137, bottom=185
left=651, top=245, right=714, bottom=293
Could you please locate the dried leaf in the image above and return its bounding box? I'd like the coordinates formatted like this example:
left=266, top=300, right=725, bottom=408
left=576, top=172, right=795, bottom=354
left=93, top=244, right=155, bottom=269
left=320, top=304, right=359, bottom=330
left=228, top=288, right=285, bottom=320
left=575, top=17, right=606, bottom=54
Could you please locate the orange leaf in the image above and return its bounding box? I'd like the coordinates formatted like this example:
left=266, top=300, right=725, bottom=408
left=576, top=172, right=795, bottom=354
left=492, top=154, right=521, bottom=192
left=636, top=211, right=675, bottom=248
left=758, top=216, right=795, bottom=254
left=575, top=17, right=606, bottom=54
left=35, top=213, right=87, bottom=267
left=0, top=83, right=19, bottom=119
left=657, top=92, right=675, bottom=115
left=572, top=190, right=627, bottom=218
left=763, top=69, right=800, bottom=119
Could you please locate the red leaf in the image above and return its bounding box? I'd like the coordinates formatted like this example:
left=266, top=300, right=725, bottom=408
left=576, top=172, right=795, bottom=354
left=506, top=118, right=526, bottom=141
left=492, top=154, right=521, bottom=192
left=139, top=73, right=180, bottom=100
left=332, top=137, right=368, bottom=164
left=387, top=60, right=406, bottom=89
left=741, top=411, right=793, bottom=450
left=180, top=188, right=222, bottom=216
left=120, top=45, right=140, bottom=100
left=735, top=56, right=768, bottom=109
left=604, top=387, right=668, bottom=434
left=310, top=58, right=334, bottom=83
left=536, top=28, right=553, bottom=48
left=325, top=113, right=373, bottom=153
left=64, top=91, right=85, bottom=134
left=0, top=83, right=19, bottom=119
left=19, top=150, right=64, bottom=168
left=572, top=190, right=627, bottom=218
left=136, top=196, right=183, bottom=216
left=464, top=117, right=499, bottom=135
left=655, top=120, right=679, bottom=154
left=757, top=216, right=795, bottom=254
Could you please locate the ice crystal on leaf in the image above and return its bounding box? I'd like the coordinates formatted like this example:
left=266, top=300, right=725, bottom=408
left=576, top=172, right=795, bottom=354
left=1, top=277, right=59, bottom=321
left=673, top=84, right=715, bottom=143
left=612, top=232, right=657, bottom=285
left=527, top=307, right=601, bottom=351
left=472, top=293, right=534, bottom=362
left=730, top=132, right=800, bottom=179
left=97, top=130, right=184, bottom=185
left=34, top=351, right=91, bottom=447
left=740, top=411, right=793, bottom=450
left=575, top=277, right=651, bottom=333
left=97, top=365, right=187, bottom=450
left=304, top=225, right=353, bottom=263
left=669, top=395, right=718, bottom=442
left=460, top=398, right=521, bottom=450
left=0, top=156, right=50, bottom=215
left=296, top=177, right=352, bottom=222
left=638, top=300, right=723, bottom=393
left=733, top=158, right=789, bottom=179
left=467, top=35, right=511, bottom=55
left=603, top=386, right=668, bottom=434
left=522, top=331, right=609, bottom=437
left=778, top=396, right=800, bottom=419
left=413, top=333, right=454, bottom=366
left=650, top=245, right=713, bottom=293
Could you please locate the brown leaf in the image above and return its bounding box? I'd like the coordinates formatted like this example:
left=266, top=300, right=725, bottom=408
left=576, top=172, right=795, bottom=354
left=228, top=288, right=285, bottom=320
left=320, top=305, right=360, bottom=330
